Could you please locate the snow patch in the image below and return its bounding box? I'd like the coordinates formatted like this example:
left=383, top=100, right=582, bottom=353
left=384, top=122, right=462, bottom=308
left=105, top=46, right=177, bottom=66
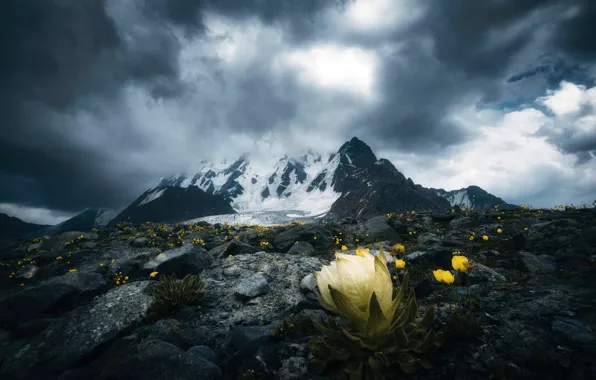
left=184, top=210, right=328, bottom=227
left=138, top=188, right=166, bottom=207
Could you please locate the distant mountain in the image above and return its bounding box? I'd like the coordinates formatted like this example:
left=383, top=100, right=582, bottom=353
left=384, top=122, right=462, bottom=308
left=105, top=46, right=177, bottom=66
left=131, top=137, right=467, bottom=221
left=432, top=185, right=513, bottom=210
left=0, top=213, right=49, bottom=240
left=108, top=186, right=235, bottom=226
left=325, top=138, right=451, bottom=218
left=23, top=208, right=117, bottom=239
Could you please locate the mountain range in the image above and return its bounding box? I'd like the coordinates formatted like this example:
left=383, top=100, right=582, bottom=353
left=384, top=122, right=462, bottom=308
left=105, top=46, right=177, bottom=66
left=0, top=137, right=512, bottom=240
left=108, top=137, right=510, bottom=224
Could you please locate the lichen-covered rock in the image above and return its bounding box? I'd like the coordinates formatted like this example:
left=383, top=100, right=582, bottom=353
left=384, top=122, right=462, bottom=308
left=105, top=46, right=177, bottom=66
left=0, top=272, right=106, bottom=325
left=525, top=219, right=584, bottom=254
left=273, top=225, right=333, bottom=253
left=287, top=241, right=315, bottom=255
left=364, top=216, right=401, bottom=243
left=0, top=281, right=155, bottom=380
left=234, top=273, right=270, bottom=300
left=58, top=337, right=222, bottom=380
left=516, top=251, right=557, bottom=273
left=185, top=252, right=325, bottom=353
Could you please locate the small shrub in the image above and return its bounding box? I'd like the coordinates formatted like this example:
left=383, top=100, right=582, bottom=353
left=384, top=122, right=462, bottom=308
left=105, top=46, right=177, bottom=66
left=151, top=273, right=205, bottom=311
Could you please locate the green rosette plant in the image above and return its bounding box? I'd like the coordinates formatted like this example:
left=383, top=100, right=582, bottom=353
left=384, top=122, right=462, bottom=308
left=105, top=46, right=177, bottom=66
left=310, top=249, right=443, bottom=379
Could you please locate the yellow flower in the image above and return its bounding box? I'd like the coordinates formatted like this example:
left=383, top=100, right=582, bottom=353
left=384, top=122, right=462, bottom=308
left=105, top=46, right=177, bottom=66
left=469, top=236, right=474, bottom=241
left=482, top=235, right=489, bottom=241
left=452, top=256, right=474, bottom=272
left=69, top=269, right=77, bottom=273
left=411, top=211, right=415, bottom=215
left=149, top=271, right=159, bottom=278
left=341, top=245, right=348, bottom=251
left=314, top=249, right=394, bottom=327
left=524, top=227, right=528, bottom=231
left=433, top=269, right=454, bottom=285
left=497, top=228, right=503, bottom=234
left=390, top=243, right=406, bottom=253
left=355, top=246, right=370, bottom=257
left=395, top=259, right=406, bottom=269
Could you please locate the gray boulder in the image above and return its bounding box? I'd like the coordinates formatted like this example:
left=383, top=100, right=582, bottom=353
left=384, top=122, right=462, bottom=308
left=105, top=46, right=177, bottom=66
left=1, top=281, right=156, bottom=380
left=364, top=216, right=401, bottom=243
left=141, top=244, right=212, bottom=277
left=273, top=225, right=333, bottom=253
left=0, top=271, right=106, bottom=325
left=208, top=240, right=259, bottom=259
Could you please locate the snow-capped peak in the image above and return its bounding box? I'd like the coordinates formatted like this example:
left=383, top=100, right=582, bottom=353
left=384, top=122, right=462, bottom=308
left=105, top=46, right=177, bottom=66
left=148, top=148, right=343, bottom=217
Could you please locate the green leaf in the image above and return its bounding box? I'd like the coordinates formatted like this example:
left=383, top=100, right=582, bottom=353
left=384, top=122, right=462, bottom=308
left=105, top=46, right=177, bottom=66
left=329, top=286, right=366, bottom=323
left=391, top=325, right=409, bottom=348
left=413, top=329, right=436, bottom=353
left=396, top=352, right=419, bottom=374
left=311, top=318, right=341, bottom=338
left=331, top=347, right=351, bottom=361
left=365, top=292, right=391, bottom=337
left=347, top=361, right=364, bottom=380
left=368, top=356, right=384, bottom=372
left=415, top=306, right=435, bottom=331
left=339, top=326, right=379, bottom=351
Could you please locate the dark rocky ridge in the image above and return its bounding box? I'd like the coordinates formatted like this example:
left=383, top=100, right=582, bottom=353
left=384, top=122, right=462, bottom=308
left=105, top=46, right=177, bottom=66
left=329, top=138, right=452, bottom=218
left=0, top=213, right=49, bottom=240
left=109, top=186, right=235, bottom=226
left=432, top=185, right=514, bottom=210
left=0, top=206, right=594, bottom=380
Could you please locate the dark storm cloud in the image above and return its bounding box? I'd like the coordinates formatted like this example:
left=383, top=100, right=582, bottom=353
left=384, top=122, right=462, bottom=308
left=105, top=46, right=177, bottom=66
left=226, top=66, right=298, bottom=135
left=0, top=0, right=190, bottom=212
left=143, top=0, right=347, bottom=41
left=0, top=0, right=347, bottom=214
left=540, top=100, right=596, bottom=162
left=552, top=0, right=596, bottom=62
left=352, top=0, right=596, bottom=154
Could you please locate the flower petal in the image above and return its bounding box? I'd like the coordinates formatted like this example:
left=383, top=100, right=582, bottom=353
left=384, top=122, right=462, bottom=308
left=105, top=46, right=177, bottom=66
left=335, top=254, right=374, bottom=310
left=372, top=252, right=393, bottom=317
left=314, top=261, right=339, bottom=311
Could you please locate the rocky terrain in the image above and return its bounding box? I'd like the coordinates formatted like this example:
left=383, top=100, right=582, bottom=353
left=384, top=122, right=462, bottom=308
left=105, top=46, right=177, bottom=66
left=0, top=205, right=595, bottom=380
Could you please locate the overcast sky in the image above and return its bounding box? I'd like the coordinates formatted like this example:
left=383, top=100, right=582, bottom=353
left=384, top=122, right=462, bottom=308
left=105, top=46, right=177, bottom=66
left=1, top=0, right=595, bottom=225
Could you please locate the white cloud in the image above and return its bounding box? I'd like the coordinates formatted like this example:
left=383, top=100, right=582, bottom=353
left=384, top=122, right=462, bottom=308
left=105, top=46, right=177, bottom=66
left=382, top=82, right=596, bottom=208
left=0, top=203, right=73, bottom=225
left=278, top=44, right=378, bottom=98
left=344, top=0, right=425, bottom=33
left=538, top=81, right=589, bottom=116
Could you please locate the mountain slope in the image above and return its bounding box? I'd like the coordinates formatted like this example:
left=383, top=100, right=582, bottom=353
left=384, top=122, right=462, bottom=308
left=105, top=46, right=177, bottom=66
left=326, top=138, right=451, bottom=218
left=0, top=213, right=49, bottom=240
left=433, top=185, right=513, bottom=210
left=109, top=186, right=235, bottom=225
left=23, top=208, right=117, bottom=239
left=154, top=149, right=341, bottom=216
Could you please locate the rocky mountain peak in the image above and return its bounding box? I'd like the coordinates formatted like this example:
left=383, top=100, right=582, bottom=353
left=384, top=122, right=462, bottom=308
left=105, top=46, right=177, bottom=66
left=337, top=136, right=377, bottom=169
